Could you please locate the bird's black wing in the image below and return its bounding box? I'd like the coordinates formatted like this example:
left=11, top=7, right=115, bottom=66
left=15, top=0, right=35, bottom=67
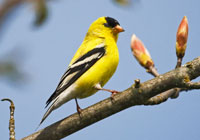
left=46, top=45, right=105, bottom=107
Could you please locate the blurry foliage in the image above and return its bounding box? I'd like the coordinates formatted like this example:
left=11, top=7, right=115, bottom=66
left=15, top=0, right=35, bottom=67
left=0, top=48, right=27, bottom=85
left=32, top=0, right=48, bottom=26
left=113, top=0, right=130, bottom=6
left=0, top=0, right=48, bottom=85
left=112, top=0, right=141, bottom=10
left=0, top=61, right=22, bottom=83
left=0, top=0, right=48, bottom=34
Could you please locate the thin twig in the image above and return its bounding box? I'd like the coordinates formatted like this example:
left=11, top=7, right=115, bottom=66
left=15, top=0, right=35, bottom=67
left=147, top=65, right=159, bottom=77
left=176, top=57, right=183, bottom=68
left=183, top=81, right=200, bottom=89
left=144, top=88, right=180, bottom=105
left=2, top=98, right=16, bottom=140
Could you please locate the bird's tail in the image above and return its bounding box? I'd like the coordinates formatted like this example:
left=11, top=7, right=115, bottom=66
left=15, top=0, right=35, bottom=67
left=36, top=88, right=74, bottom=130
left=36, top=98, right=59, bottom=130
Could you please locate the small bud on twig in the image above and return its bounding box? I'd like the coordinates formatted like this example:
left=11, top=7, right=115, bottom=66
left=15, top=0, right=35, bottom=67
left=176, top=16, right=188, bottom=68
left=134, top=79, right=140, bottom=88
left=131, top=34, right=154, bottom=69
left=130, top=34, right=159, bottom=76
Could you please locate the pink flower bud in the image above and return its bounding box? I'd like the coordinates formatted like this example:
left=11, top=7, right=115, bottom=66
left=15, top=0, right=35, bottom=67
left=176, top=16, right=188, bottom=58
left=131, top=34, right=154, bottom=69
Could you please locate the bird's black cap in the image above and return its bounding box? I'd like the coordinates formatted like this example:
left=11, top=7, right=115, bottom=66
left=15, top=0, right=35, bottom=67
left=104, top=17, right=120, bottom=28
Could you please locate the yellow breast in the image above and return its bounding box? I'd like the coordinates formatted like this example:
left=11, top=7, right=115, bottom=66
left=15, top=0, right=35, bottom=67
left=75, top=37, right=119, bottom=99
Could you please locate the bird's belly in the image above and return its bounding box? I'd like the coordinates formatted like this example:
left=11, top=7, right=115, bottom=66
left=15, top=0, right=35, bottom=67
left=75, top=54, right=119, bottom=99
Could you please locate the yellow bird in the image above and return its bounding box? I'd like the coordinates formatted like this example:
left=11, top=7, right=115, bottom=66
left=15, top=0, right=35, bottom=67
left=39, top=17, right=124, bottom=125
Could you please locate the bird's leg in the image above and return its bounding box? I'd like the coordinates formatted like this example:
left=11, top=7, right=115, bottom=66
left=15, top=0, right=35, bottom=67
left=75, top=98, right=82, bottom=114
left=94, top=84, right=119, bottom=99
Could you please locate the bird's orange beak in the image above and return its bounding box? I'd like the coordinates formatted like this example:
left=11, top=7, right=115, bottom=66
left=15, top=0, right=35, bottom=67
left=113, top=25, right=125, bottom=33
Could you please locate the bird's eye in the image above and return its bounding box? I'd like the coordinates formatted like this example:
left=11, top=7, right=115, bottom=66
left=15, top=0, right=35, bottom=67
left=104, top=23, right=110, bottom=27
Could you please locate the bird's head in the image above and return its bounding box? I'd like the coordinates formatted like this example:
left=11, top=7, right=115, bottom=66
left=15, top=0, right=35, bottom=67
left=87, top=17, right=124, bottom=41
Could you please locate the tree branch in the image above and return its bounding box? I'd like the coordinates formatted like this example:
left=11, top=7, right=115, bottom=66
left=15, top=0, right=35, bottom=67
left=144, top=88, right=180, bottom=105
left=145, top=58, right=182, bottom=104
left=21, top=57, right=200, bottom=140
left=182, top=81, right=200, bottom=89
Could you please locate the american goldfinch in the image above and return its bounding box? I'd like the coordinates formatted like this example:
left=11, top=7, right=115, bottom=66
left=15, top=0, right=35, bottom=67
left=39, top=16, right=124, bottom=125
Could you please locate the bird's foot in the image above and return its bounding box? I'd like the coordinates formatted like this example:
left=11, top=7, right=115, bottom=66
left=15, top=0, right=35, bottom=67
left=110, top=90, right=119, bottom=100
left=77, top=106, right=82, bottom=115
left=75, top=98, right=82, bottom=116
left=94, top=84, right=119, bottom=100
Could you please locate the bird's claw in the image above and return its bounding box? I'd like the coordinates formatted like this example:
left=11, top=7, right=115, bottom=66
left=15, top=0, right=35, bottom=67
left=110, top=90, right=119, bottom=100
left=77, top=107, right=82, bottom=115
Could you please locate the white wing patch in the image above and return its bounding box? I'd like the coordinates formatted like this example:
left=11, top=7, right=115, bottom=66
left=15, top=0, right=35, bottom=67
left=46, top=44, right=106, bottom=107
